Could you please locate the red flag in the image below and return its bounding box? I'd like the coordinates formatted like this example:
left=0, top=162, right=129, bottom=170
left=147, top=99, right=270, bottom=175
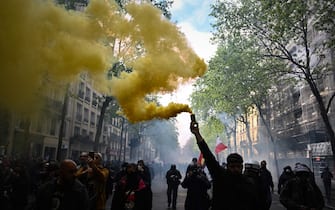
left=215, top=136, right=227, bottom=154
left=198, top=152, right=205, bottom=166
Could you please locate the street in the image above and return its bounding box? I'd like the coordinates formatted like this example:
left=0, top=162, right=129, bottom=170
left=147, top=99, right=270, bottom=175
left=149, top=176, right=335, bottom=210
left=106, top=175, right=335, bottom=210
left=150, top=178, right=286, bottom=210
left=107, top=176, right=288, bottom=210
left=152, top=179, right=285, bottom=210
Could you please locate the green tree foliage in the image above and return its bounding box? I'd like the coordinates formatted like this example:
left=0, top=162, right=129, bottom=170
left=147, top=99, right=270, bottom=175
left=149, top=0, right=173, bottom=19
left=210, top=0, right=335, bottom=160
left=200, top=116, right=225, bottom=148
left=191, top=36, right=276, bottom=156
left=114, top=0, right=173, bottom=19
left=191, top=35, right=275, bottom=123
left=56, top=0, right=88, bottom=10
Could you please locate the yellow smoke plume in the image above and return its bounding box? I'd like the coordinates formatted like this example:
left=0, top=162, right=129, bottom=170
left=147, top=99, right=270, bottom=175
left=0, top=0, right=207, bottom=122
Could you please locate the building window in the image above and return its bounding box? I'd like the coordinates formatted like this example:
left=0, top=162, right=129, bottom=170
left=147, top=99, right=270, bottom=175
left=78, top=82, right=85, bottom=99
left=76, top=103, right=82, bottom=121
left=292, top=91, right=300, bottom=105
left=89, top=131, right=94, bottom=141
left=84, top=108, right=89, bottom=123
left=294, top=108, right=302, bottom=119
left=85, top=87, right=91, bottom=102
left=44, top=147, right=56, bottom=160
left=92, top=92, right=98, bottom=107
left=74, top=126, right=80, bottom=136
left=90, top=112, right=95, bottom=126
left=82, top=129, right=87, bottom=136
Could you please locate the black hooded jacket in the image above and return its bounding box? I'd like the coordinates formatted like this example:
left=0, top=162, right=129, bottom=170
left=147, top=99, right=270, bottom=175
left=197, top=140, right=258, bottom=210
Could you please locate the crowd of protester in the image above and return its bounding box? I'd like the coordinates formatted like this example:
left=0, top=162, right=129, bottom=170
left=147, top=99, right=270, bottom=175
left=0, top=153, right=157, bottom=210
left=0, top=116, right=332, bottom=210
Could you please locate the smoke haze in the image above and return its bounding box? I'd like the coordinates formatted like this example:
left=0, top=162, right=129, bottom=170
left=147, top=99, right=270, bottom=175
left=0, top=0, right=207, bottom=121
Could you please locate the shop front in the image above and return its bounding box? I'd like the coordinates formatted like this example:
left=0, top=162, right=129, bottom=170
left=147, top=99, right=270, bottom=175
left=308, top=141, right=334, bottom=176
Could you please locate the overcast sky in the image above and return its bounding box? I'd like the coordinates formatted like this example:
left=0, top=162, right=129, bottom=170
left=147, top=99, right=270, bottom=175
left=160, top=0, right=217, bottom=147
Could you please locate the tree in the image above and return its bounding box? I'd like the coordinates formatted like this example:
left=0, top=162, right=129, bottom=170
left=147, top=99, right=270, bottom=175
left=218, top=113, right=237, bottom=153
left=115, top=0, right=173, bottom=19
left=56, top=0, right=88, bottom=10
left=210, top=0, right=335, bottom=163
left=191, top=36, right=277, bottom=158
left=199, top=116, right=226, bottom=149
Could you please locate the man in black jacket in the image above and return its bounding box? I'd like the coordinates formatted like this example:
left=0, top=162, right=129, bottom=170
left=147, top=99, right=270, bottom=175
left=166, top=164, right=182, bottom=209
left=260, top=160, right=274, bottom=210
left=190, top=115, right=258, bottom=210
left=278, top=166, right=294, bottom=194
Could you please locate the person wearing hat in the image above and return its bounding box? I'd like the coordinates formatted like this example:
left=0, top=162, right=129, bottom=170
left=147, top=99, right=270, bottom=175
left=280, top=163, right=324, bottom=210
left=190, top=116, right=258, bottom=210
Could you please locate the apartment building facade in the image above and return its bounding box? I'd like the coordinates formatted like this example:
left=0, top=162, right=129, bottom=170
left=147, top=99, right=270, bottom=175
left=0, top=73, right=131, bottom=162
left=233, top=21, right=335, bottom=175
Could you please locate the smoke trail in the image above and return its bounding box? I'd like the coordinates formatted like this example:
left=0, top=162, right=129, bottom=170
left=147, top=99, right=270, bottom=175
left=0, top=0, right=207, bottom=121
left=0, top=0, right=109, bottom=114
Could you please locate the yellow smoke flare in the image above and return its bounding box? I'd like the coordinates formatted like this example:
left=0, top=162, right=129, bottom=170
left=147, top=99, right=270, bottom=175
left=0, top=0, right=110, bottom=114
left=107, top=3, right=207, bottom=122
left=0, top=0, right=207, bottom=122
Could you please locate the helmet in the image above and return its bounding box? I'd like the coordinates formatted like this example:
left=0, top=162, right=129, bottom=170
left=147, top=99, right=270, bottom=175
left=245, top=160, right=260, bottom=170
left=294, top=163, right=310, bottom=173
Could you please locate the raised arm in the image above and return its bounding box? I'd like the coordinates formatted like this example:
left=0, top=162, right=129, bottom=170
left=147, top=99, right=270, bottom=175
left=190, top=114, right=221, bottom=179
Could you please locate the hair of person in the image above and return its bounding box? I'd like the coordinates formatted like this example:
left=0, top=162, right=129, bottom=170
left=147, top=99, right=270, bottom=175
left=227, top=153, right=243, bottom=164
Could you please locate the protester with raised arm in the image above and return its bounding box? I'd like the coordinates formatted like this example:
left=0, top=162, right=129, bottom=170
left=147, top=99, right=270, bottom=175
left=189, top=114, right=258, bottom=210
